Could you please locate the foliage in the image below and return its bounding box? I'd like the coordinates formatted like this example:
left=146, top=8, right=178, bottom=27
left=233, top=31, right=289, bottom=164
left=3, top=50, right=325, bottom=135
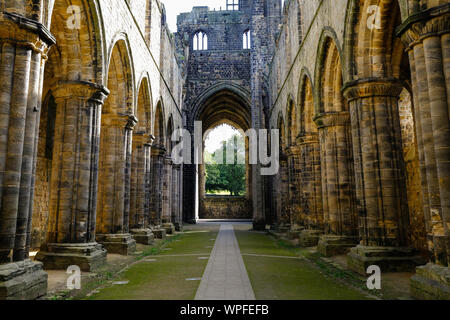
left=205, top=134, right=246, bottom=196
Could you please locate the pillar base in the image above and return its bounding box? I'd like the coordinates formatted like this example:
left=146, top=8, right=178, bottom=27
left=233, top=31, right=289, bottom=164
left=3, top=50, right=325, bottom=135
left=130, top=229, right=155, bottom=245
left=347, top=245, right=427, bottom=275
left=96, top=234, right=136, bottom=255
left=0, top=259, right=47, bottom=300
left=174, top=223, right=183, bottom=232
left=253, top=221, right=266, bottom=231
left=410, top=263, right=450, bottom=300
left=287, top=229, right=303, bottom=240
left=153, top=228, right=167, bottom=239
left=162, top=223, right=175, bottom=235
left=317, top=235, right=358, bottom=257
left=36, top=243, right=107, bottom=272
left=298, top=230, right=322, bottom=247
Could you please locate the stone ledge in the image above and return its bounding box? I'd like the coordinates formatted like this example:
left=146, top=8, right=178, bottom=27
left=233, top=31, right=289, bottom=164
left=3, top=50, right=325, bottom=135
left=410, top=263, right=450, bottom=300
left=0, top=260, right=47, bottom=300
left=96, top=234, right=136, bottom=256
left=317, top=235, right=358, bottom=257
left=131, top=229, right=155, bottom=245
left=347, top=245, right=427, bottom=275
left=36, top=243, right=107, bottom=272
left=298, top=230, right=322, bottom=247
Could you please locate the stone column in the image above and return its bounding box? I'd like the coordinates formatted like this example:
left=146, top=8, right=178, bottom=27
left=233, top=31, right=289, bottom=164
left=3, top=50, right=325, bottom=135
left=150, top=145, right=167, bottom=239
left=0, top=11, right=55, bottom=300
left=314, top=112, right=359, bottom=256
left=343, top=79, right=425, bottom=274
left=398, top=3, right=450, bottom=299
left=285, top=145, right=302, bottom=239
left=129, top=133, right=155, bottom=245
left=297, top=132, right=324, bottom=247
left=36, top=83, right=109, bottom=271
left=172, top=164, right=183, bottom=231
left=275, top=154, right=290, bottom=233
left=162, top=156, right=175, bottom=234
left=95, top=114, right=137, bottom=255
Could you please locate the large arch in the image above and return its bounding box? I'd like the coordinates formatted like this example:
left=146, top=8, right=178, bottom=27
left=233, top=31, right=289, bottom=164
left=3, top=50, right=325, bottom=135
left=149, top=101, right=167, bottom=235
left=35, top=0, right=109, bottom=272
left=313, top=33, right=358, bottom=257
left=293, top=72, right=323, bottom=244
left=95, top=38, right=137, bottom=255
left=184, top=83, right=253, bottom=222
left=129, top=76, right=154, bottom=244
left=342, top=0, right=432, bottom=276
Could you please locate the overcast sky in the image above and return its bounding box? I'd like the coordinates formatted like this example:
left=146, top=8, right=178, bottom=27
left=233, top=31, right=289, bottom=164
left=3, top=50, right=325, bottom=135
left=161, top=0, right=225, bottom=32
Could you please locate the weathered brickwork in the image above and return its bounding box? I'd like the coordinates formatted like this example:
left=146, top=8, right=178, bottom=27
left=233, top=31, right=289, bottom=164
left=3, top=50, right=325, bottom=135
left=267, top=0, right=450, bottom=299
left=200, top=196, right=252, bottom=220
left=0, top=0, right=183, bottom=299
left=0, top=0, right=449, bottom=300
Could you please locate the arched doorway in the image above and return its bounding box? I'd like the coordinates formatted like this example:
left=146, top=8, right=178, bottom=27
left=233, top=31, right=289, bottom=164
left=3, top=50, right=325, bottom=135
left=184, top=84, right=253, bottom=222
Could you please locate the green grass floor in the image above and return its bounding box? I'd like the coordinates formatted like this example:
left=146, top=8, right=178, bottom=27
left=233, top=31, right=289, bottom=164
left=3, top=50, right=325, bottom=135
left=85, top=225, right=373, bottom=300
left=234, top=229, right=373, bottom=300
left=87, top=227, right=219, bottom=300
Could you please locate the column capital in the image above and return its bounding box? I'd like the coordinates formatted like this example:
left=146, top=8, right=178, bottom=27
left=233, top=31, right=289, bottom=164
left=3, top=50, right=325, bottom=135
left=151, top=144, right=167, bottom=157
left=102, top=113, right=137, bottom=129
left=52, top=81, right=110, bottom=105
left=296, top=132, right=319, bottom=145
left=342, top=78, right=404, bottom=101
left=285, top=145, right=301, bottom=156
left=396, top=3, right=450, bottom=49
left=314, top=112, right=350, bottom=129
left=0, top=11, right=56, bottom=55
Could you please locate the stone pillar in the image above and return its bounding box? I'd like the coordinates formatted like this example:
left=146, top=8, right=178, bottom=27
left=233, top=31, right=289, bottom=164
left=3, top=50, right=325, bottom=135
left=297, top=132, right=324, bottom=247
left=162, top=156, right=175, bottom=234
left=95, top=114, right=137, bottom=255
left=172, top=164, right=183, bottom=231
left=398, top=3, right=450, bottom=299
left=0, top=11, right=55, bottom=299
left=150, top=145, right=166, bottom=239
left=129, top=133, right=155, bottom=245
left=285, top=145, right=302, bottom=239
left=314, top=112, right=359, bottom=256
left=36, top=83, right=109, bottom=271
left=275, top=154, right=290, bottom=233
left=343, top=79, right=425, bottom=274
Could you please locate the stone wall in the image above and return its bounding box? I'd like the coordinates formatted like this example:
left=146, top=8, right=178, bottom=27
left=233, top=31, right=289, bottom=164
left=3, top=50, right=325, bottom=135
left=200, top=196, right=252, bottom=219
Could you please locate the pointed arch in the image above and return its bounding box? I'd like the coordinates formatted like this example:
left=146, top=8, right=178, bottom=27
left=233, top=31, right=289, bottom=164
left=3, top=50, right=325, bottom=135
left=314, top=30, right=346, bottom=114
left=286, top=95, right=297, bottom=146
left=154, top=100, right=166, bottom=146
left=298, top=69, right=316, bottom=134
left=47, top=0, right=104, bottom=84
left=136, top=76, right=152, bottom=134
left=104, top=37, right=135, bottom=115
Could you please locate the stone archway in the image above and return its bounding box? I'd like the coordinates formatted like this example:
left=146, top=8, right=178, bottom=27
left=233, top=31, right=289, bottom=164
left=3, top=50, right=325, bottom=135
left=129, top=77, right=154, bottom=245
left=295, top=73, right=324, bottom=246
left=95, top=39, right=136, bottom=256
left=314, top=34, right=358, bottom=257
left=35, top=0, right=108, bottom=272
left=343, top=0, right=430, bottom=275
left=184, top=84, right=253, bottom=223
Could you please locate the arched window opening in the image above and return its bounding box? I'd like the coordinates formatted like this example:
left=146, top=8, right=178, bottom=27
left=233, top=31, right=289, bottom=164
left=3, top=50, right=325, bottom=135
left=193, top=31, right=208, bottom=51
left=243, top=30, right=251, bottom=49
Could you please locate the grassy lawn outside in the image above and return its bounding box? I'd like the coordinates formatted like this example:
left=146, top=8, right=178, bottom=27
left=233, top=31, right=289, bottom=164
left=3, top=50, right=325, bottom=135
left=87, top=226, right=219, bottom=300
left=234, top=229, right=373, bottom=300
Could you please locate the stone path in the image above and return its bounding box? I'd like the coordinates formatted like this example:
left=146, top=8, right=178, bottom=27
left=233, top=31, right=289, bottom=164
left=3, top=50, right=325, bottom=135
left=195, top=224, right=256, bottom=300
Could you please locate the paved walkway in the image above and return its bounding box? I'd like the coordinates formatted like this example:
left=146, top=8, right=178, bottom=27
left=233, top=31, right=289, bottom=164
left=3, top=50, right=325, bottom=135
left=195, top=224, right=256, bottom=300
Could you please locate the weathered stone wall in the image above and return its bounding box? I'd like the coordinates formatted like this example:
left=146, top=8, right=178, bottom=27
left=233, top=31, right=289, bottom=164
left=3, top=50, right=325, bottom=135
left=200, top=196, right=252, bottom=219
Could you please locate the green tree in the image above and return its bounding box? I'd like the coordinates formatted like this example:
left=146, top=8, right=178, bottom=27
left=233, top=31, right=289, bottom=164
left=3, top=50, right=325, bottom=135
left=205, top=134, right=246, bottom=196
